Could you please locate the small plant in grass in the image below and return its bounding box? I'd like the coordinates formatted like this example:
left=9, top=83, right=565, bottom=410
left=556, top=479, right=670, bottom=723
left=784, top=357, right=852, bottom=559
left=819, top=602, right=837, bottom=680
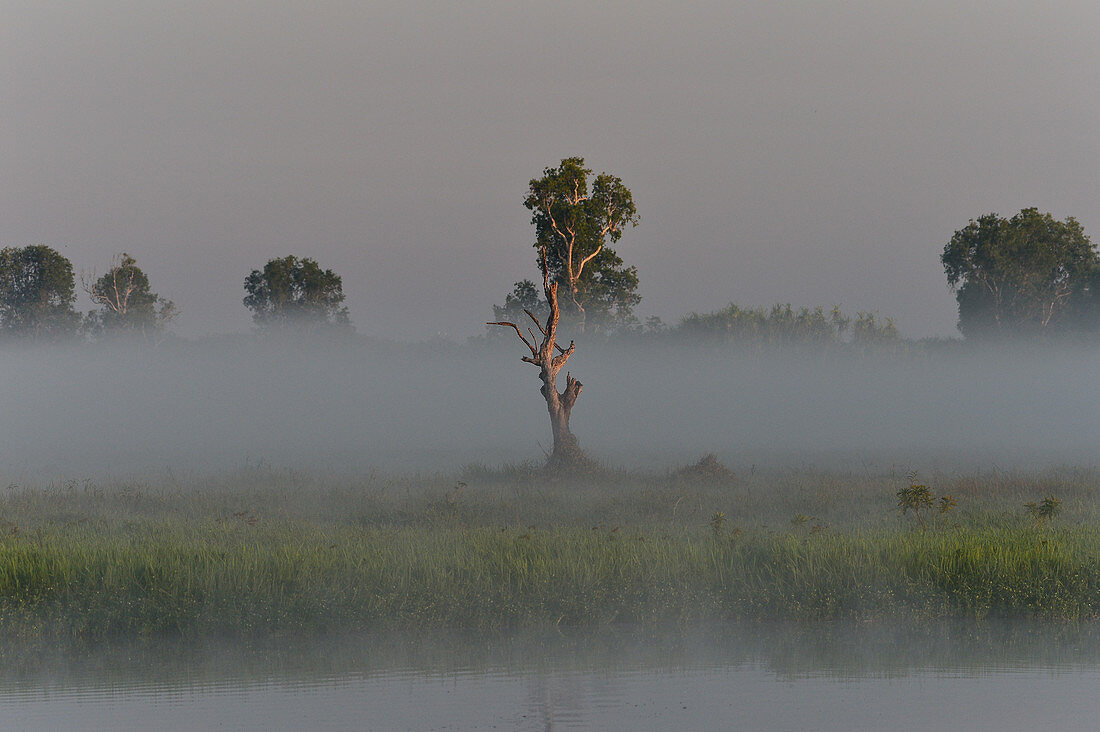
left=897, top=483, right=934, bottom=528
left=1025, top=496, right=1062, bottom=525
left=896, top=473, right=957, bottom=529
left=790, top=514, right=825, bottom=535
left=709, top=511, right=726, bottom=536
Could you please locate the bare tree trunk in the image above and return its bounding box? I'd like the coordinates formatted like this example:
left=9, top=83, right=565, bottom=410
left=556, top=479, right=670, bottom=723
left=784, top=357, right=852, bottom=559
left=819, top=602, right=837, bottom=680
left=489, top=248, right=592, bottom=471
left=541, top=366, right=585, bottom=468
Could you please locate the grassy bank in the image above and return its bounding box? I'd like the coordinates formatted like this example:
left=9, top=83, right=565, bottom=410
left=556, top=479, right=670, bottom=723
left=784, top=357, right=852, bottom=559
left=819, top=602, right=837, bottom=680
left=0, top=465, right=1097, bottom=638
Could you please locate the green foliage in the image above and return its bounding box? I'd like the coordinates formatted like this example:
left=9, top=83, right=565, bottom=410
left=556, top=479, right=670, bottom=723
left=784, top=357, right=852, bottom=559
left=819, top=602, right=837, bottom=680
left=1, top=510, right=1099, bottom=638
left=709, top=511, right=726, bottom=536
left=523, top=157, right=640, bottom=332
left=852, top=311, right=900, bottom=346
left=0, top=245, right=80, bottom=341
left=0, top=468, right=1095, bottom=638
left=1025, top=496, right=1062, bottom=525
left=678, top=303, right=851, bottom=346
left=570, top=247, right=641, bottom=333
left=83, top=253, right=177, bottom=342
left=942, top=209, right=1097, bottom=338
left=669, top=302, right=910, bottom=352
left=243, top=256, right=351, bottom=332
left=896, top=483, right=929, bottom=528
left=489, top=279, right=548, bottom=335
left=896, top=475, right=957, bottom=530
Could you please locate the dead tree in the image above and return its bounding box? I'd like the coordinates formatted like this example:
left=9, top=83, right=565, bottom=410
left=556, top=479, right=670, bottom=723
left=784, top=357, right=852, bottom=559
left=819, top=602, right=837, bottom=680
left=489, top=249, right=590, bottom=470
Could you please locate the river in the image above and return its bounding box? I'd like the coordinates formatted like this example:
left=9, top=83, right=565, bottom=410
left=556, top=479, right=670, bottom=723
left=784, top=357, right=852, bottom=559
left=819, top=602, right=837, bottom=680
left=1, top=621, right=1098, bottom=730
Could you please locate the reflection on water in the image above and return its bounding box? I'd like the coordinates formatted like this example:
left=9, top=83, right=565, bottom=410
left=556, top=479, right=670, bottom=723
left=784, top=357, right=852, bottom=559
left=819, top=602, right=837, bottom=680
left=1, top=622, right=1099, bottom=730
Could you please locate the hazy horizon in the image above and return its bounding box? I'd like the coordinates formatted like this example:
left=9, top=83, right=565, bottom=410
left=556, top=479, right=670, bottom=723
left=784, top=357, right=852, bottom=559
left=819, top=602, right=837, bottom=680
left=1, top=338, right=1097, bottom=480
left=3, top=1, right=1097, bottom=341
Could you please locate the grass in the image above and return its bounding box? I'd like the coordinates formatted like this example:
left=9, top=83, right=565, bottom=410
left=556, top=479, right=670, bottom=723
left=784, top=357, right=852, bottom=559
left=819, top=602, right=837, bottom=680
left=0, top=464, right=1098, bottom=639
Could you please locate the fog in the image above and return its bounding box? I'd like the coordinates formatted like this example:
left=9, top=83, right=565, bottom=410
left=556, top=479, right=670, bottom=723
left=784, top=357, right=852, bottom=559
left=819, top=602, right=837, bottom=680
left=4, top=338, right=1098, bottom=479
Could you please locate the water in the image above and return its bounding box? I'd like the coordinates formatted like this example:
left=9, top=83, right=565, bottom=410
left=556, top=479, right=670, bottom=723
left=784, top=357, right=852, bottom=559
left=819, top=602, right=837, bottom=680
left=2, top=622, right=1098, bottom=730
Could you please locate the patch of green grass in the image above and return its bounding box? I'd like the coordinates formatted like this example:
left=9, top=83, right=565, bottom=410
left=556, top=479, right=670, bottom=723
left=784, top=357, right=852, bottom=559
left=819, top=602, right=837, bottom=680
left=0, top=466, right=1098, bottom=639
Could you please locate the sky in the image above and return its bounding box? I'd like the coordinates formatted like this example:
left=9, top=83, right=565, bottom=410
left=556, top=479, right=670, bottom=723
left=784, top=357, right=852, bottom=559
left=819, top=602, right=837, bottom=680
left=2, top=0, right=1098, bottom=341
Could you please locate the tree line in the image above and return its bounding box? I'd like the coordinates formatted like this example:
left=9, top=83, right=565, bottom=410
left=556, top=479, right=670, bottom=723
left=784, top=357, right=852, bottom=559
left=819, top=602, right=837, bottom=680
left=0, top=250, right=349, bottom=343
left=2, top=158, right=1094, bottom=348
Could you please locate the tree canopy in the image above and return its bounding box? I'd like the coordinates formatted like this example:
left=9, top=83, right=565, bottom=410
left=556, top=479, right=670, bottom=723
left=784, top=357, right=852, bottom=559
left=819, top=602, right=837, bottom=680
left=243, top=256, right=351, bottom=331
left=0, top=245, right=80, bottom=340
left=84, top=253, right=177, bottom=341
left=522, top=157, right=640, bottom=333
left=942, top=209, right=1097, bottom=337
left=490, top=279, right=548, bottom=332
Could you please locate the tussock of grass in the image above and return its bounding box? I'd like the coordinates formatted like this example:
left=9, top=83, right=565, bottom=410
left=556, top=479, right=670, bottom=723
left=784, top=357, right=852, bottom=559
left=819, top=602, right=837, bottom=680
left=0, top=466, right=1098, bottom=639
left=673, top=454, right=737, bottom=484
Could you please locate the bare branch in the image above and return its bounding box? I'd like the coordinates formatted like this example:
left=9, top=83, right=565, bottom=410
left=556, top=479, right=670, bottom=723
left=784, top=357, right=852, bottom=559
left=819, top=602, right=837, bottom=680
left=486, top=321, right=537, bottom=356
left=80, top=271, right=97, bottom=299
left=550, top=339, right=575, bottom=371
left=524, top=308, right=547, bottom=336
left=560, top=371, right=583, bottom=410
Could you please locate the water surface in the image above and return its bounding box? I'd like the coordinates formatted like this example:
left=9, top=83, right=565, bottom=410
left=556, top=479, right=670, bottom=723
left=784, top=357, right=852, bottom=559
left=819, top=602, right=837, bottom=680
left=2, top=622, right=1098, bottom=730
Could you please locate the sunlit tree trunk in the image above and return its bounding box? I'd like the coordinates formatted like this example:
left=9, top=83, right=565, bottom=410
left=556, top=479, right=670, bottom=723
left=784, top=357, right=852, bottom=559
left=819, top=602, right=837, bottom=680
left=489, top=248, right=590, bottom=470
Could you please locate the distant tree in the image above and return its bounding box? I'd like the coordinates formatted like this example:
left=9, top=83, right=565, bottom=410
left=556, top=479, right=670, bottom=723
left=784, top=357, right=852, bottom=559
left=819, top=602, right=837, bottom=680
left=489, top=280, right=548, bottom=337
left=678, top=303, right=850, bottom=346
left=1067, top=263, right=1100, bottom=331
left=523, top=157, right=640, bottom=333
left=0, top=245, right=80, bottom=341
left=83, top=253, right=177, bottom=342
left=942, top=209, right=1097, bottom=337
left=243, top=256, right=351, bottom=332
left=852, top=311, right=900, bottom=346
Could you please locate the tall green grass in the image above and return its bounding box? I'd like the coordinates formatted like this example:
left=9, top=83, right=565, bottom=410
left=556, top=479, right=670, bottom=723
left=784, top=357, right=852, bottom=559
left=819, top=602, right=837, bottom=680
left=0, top=466, right=1097, bottom=639
left=0, top=522, right=1096, bottom=639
